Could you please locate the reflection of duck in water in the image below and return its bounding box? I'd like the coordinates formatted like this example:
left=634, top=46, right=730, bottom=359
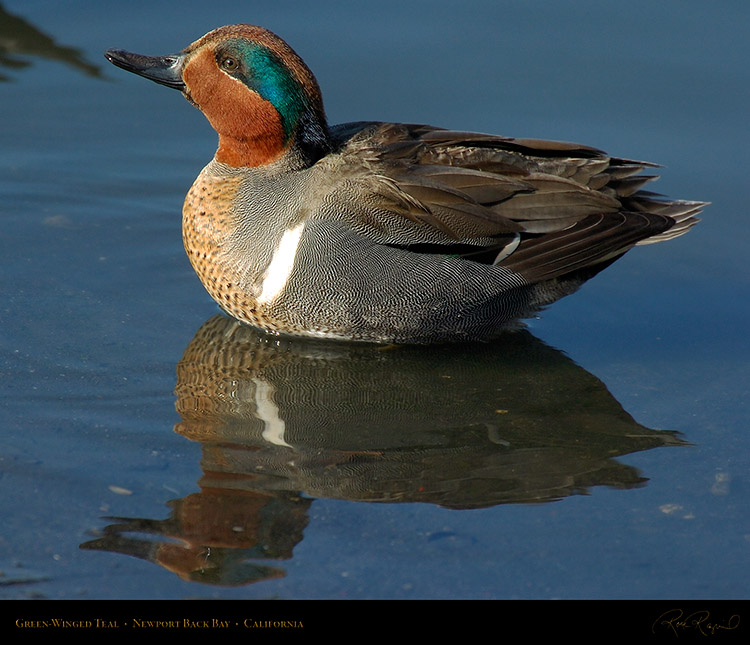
left=0, top=5, right=100, bottom=80
left=81, top=488, right=310, bottom=586
left=83, top=317, right=686, bottom=586
left=107, top=24, right=704, bottom=343
left=175, top=316, right=687, bottom=509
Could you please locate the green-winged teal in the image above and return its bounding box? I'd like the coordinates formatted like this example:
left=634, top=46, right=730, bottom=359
left=106, top=25, right=704, bottom=343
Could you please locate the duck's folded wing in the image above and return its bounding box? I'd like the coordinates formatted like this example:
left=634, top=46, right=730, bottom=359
left=332, top=122, right=705, bottom=278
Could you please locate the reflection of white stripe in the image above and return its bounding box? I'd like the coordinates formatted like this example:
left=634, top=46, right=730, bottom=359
left=253, top=378, right=292, bottom=447
left=257, top=223, right=305, bottom=304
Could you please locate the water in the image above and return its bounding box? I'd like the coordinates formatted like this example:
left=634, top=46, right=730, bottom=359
left=1, top=0, right=748, bottom=604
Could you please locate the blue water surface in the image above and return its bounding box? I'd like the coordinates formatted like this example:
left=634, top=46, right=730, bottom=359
left=1, top=0, right=748, bottom=603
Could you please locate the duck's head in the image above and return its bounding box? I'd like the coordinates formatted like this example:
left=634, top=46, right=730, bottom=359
left=106, top=25, right=331, bottom=168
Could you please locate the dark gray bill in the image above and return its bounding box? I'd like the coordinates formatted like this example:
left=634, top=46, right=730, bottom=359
left=105, top=49, right=185, bottom=90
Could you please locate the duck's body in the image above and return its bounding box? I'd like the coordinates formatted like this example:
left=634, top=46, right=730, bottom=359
left=106, top=25, right=703, bottom=343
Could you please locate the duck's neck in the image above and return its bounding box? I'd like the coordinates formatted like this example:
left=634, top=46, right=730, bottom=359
left=213, top=107, right=330, bottom=169
left=216, top=129, right=285, bottom=167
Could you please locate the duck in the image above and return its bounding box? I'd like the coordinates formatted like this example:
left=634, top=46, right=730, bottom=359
left=105, top=24, right=704, bottom=344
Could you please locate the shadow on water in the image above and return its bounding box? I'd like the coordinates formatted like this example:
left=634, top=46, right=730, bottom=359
left=0, top=4, right=101, bottom=81
left=81, top=315, right=687, bottom=587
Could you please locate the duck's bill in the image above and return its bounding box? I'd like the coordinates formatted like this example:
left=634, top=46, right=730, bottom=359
left=105, top=49, right=186, bottom=90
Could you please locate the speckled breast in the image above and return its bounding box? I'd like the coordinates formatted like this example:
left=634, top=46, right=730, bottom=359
left=182, top=166, right=271, bottom=329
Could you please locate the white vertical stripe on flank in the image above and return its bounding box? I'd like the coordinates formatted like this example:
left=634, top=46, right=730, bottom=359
left=257, top=222, right=305, bottom=305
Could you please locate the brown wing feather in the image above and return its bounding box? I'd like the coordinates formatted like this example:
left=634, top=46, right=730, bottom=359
left=333, top=121, right=706, bottom=279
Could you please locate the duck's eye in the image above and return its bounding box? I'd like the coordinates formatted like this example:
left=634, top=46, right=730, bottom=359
left=221, top=57, right=239, bottom=72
